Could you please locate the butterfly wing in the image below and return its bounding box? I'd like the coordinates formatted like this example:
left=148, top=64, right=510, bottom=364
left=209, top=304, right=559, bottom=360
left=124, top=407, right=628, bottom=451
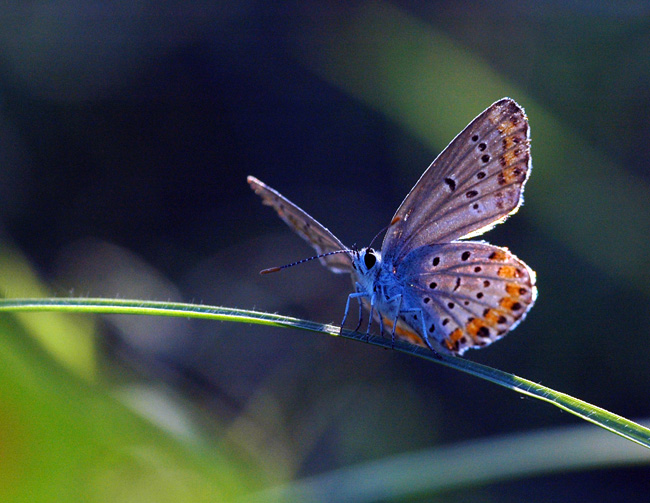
left=397, top=241, right=536, bottom=355
left=382, top=98, right=531, bottom=264
left=248, top=176, right=352, bottom=273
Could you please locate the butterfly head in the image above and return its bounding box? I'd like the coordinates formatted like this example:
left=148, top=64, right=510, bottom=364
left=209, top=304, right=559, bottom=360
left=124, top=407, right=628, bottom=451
left=352, top=247, right=382, bottom=276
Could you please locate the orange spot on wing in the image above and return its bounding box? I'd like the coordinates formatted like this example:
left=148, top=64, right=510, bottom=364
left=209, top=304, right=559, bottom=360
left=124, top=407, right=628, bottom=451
left=500, top=165, right=525, bottom=185
left=483, top=308, right=502, bottom=326
left=500, top=149, right=519, bottom=167
left=443, top=328, right=465, bottom=352
left=502, top=136, right=517, bottom=150
left=506, top=283, right=522, bottom=296
left=500, top=296, right=520, bottom=311
left=489, top=249, right=508, bottom=261
left=497, top=265, right=518, bottom=278
left=466, top=317, right=487, bottom=337
left=499, top=282, right=528, bottom=319
left=498, top=120, right=518, bottom=135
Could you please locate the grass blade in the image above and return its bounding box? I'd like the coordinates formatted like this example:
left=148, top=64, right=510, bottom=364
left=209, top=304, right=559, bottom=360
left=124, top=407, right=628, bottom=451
left=1, top=297, right=648, bottom=449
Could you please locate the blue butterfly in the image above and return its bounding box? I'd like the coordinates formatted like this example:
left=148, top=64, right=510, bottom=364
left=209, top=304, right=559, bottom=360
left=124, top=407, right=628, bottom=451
left=249, top=98, right=536, bottom=355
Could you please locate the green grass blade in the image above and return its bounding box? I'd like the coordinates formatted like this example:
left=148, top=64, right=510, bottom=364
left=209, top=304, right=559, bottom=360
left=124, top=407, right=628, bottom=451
left=240, top=422, right=650, bottom=503
left=1, top=297, right=648, bottom=450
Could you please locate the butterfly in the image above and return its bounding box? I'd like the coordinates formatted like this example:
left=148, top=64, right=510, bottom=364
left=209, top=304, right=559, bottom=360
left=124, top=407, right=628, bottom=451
left=248, top=98, right=536, bottom=355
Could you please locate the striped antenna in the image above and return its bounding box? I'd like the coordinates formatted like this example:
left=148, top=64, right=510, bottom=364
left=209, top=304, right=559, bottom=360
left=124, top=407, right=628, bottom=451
left=367, top=216, right=401, bottom=248
left=260, top=249, right=352, bottom=275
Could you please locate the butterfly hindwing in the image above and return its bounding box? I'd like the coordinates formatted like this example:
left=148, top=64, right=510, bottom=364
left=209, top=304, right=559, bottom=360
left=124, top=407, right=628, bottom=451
left=382, top=98, right=531, bottom=264
left=397, top=241, right=536, bottom=355
left=247, top=176, right=352, bottom=273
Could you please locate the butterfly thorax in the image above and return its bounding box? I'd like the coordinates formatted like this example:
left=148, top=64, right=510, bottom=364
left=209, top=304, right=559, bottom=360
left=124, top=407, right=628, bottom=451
left=351, top=247, right=404, bottom=312
left=350, top=246, right=432, bottom=349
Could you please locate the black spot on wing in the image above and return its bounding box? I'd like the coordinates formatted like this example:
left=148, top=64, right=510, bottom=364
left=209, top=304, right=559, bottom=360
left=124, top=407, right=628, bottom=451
left=444, top=177, right=456, bottom=191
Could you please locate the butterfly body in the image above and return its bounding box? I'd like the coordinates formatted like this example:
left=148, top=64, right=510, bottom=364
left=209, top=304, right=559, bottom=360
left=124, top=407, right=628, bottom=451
left=344, top=246, right=433, bottom=347
left=249, top=98, right=536, bottom=355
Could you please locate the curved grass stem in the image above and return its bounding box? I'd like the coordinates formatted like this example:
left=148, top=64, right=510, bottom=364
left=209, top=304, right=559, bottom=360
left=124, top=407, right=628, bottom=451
left=0, top=297, right=648, bottom=449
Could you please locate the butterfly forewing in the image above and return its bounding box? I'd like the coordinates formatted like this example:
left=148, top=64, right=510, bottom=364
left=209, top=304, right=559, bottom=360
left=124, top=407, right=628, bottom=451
left=398, top=242, right=536, bottom=355
left=247, top=176, right=352, bottom=273
left=382, top=98, right=531, bottom=264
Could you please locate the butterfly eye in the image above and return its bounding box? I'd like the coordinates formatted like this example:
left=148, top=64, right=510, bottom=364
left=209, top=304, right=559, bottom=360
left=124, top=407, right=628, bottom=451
left=364, top=250, right=377, bottom=269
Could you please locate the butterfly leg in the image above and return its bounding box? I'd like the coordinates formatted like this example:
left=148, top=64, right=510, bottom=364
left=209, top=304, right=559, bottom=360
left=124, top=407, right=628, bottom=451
left=388, top=295, right=402, bottom=348
left=390, top=295, right=437, bottom=353
left=402, top=309, right=440, bottom=355
left=354, top=283, right=364, bottom=332
left=366, top=294, right=376, bottom=339
left=341, top=288, right=370, bottom=335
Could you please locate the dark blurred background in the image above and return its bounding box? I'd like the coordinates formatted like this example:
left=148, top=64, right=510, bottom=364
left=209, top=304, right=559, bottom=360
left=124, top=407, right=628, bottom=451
left=1, top=1, right=649, bottom=501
